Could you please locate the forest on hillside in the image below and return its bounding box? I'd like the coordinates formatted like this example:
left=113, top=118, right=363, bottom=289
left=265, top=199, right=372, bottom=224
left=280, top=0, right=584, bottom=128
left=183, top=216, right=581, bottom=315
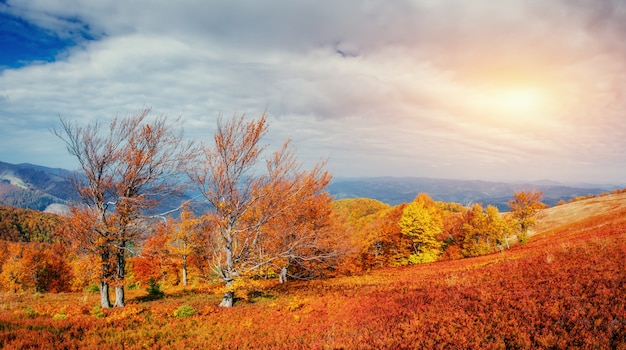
left=0, top=196, right=624, bottom=348
left=1, top=109, right=623, bottom=306
left=0, top=184, right=563, bottom=297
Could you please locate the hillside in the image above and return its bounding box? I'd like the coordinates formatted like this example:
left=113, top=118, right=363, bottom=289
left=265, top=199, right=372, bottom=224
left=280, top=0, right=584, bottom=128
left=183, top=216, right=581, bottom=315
left=531, top=190, right=626, bottom=236
left=0, top=205, right=61, bottom=242
left=0, top=193, right=624, bottom=348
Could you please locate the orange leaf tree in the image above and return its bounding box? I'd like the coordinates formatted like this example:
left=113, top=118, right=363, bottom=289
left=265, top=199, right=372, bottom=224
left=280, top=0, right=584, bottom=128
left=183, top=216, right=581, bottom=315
left=130, top=217, right=178, bottom=286
left=508, top=190, right=547, bottom=243
left=186, top=113, right=335, bottom=307
left=438, top=203, right=468, bottom=260
left=253, top=182, right=345, bottom=283
left=0, top=242, right=71, bottom=293
left=333, top=199, right=410, bottom=271
left=53, top=108, right=192, bottom=307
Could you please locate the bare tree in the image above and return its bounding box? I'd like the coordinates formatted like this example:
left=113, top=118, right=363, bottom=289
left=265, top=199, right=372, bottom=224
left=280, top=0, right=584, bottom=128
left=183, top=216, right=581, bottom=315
left=187, top=113, right=335, bottom=307
left=53, top=108, right=192, bottom=307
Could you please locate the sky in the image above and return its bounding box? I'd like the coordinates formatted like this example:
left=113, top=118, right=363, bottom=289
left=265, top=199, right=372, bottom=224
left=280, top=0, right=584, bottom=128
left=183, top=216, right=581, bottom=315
left=1, top=0, right=625, bottom=184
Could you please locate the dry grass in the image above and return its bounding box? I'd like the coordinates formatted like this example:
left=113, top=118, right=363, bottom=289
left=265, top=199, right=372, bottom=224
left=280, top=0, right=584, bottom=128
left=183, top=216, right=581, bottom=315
left=531, top=191, right=626, bottom=236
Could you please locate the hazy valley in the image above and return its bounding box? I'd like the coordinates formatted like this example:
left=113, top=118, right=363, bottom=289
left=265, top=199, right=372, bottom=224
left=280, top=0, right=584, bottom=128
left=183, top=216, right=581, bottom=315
left=1, top=161, right=620, bottom=213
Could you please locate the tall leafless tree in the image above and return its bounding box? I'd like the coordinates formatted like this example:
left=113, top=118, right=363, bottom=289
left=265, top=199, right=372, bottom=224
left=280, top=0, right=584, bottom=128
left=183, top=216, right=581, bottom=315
left=187, top=113, right=337, bottom=307
left=53, top=108, right=193, bottom=307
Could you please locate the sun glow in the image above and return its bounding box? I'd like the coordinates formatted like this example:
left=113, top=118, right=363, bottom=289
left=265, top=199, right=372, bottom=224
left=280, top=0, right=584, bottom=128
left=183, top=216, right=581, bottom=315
left=498, top=88, right=543, bottom=112
left=470, top=85, right=552, bottom=122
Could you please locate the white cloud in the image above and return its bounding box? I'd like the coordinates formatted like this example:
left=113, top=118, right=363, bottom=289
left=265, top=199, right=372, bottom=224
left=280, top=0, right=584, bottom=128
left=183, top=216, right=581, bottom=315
left=1, top=0, right=625, bottom=183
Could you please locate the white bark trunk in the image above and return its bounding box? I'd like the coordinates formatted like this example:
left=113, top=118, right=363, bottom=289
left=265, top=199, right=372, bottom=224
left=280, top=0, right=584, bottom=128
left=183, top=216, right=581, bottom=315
left=182, top=256, right=187, bottom=286
left=114, top=246, right=126, bottom=307
left=219, top=231, right=235, bottom=307
left=100, top=282, right=111, bottom=308
left=279, top=266, right=288, bottom=284
left=114, top=286, right=125, bottom=307
left=219, top=291, right=234, bottom=308
left=100, top=249, right=112, bottom=308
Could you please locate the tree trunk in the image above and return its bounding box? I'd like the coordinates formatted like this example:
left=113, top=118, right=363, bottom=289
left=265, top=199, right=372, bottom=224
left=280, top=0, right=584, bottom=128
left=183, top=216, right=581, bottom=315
left=279, top=266, right=288, bottom=284
left=182, top=255, right=187, bottom=286
left=34, top=270, right=40, bottom=293
left=114, top=246, right=126, bottom=307
left=100, top=282, right=111, bottom=308
left=219, top=279, right=234, bottom=308
left=115, top=286, right=125, bottom=307
left=219, top=233, right=235, bottom=307
left=219, top=290, right=234, bottom=307
left=100, top=249, right=112, bottom=308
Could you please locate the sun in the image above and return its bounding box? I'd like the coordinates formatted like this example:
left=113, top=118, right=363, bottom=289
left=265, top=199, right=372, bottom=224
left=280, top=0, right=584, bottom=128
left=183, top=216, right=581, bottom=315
left=494, top=88, right=547, bottom=117
left=470, top=85, right=550, bottom=121
left=498, top=88, right=543, bottom=112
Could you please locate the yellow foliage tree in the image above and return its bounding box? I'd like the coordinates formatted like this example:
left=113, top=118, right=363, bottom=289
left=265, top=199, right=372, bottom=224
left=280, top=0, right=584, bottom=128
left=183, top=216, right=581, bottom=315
left=398, top=193, right=443, bottom=263
left=168, top=206, right=203, bottom=286
left=462, top=204, right=517, bottom=257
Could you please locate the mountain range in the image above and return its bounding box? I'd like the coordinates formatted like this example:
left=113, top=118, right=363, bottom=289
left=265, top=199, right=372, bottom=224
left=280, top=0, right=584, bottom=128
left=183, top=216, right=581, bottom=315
left=0, top=161, right=77, bottom=213
left=0, top=161, right=622, bottom=213
left=328, top=176, right=621, bottom=210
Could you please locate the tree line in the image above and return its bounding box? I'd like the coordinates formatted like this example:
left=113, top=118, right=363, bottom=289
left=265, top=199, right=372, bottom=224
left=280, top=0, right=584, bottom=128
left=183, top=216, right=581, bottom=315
left=0, top=206, right=60, bottom=243
left=0, top=109, right=546, bottom=308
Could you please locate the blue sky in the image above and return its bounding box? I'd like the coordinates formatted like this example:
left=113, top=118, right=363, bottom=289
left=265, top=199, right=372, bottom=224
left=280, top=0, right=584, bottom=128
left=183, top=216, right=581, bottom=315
left=1, top=0, right=625, bottom=184
left=1, top=13, right=65, bottom=68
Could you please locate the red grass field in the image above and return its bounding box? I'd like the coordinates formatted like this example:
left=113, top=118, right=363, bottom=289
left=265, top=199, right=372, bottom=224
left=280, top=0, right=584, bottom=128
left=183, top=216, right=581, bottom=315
left=1, top=197, right=625, bottom=349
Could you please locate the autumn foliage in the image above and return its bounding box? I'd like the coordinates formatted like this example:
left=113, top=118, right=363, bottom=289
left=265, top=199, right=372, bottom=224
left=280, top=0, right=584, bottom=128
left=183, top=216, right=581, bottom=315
left=0, top=241, right=71, bottom=293
left=130, top=208, right=208, bottom=288
left=0, top=206, right=60, bottom=243
left=0, top=197, right=625, bottom=348
left=332, top=193, right=522, bottom=271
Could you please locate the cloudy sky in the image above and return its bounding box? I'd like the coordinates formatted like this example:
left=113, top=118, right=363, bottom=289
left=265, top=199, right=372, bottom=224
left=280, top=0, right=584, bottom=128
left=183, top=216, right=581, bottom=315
left=1, top=0, right=625, bottom=184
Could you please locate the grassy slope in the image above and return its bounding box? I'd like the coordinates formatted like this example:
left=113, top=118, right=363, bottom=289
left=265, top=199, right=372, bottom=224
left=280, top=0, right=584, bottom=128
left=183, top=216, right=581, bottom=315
left=531, top=191, right=626, bottom=237
left=1, top=195, right=625, bottom=349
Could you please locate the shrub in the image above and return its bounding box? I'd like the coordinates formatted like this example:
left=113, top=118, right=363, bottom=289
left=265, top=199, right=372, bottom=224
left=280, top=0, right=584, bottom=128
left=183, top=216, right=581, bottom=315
left=91, top=304, right=105, bottom=318
left=85, top=283, right=99, bottom=293
left=517, top=232, right=529, bottom=244
left=52, top=313, right=67, bottom=320
left=173, top=305, right=196, bottom=318
left=23, top=306, right=38, bottom=318
left=146, top=278, right=165, bottom=298
left=408, top=250, right=439, bottom=264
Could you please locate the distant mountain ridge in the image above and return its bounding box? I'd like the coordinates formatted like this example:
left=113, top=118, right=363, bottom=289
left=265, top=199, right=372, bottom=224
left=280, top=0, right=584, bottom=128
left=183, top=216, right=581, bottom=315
left=328, top=176, right=622, bottom=210
left=0, top=161, right=622, bottom=213
left=0, top=161, right=76, bottom=212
